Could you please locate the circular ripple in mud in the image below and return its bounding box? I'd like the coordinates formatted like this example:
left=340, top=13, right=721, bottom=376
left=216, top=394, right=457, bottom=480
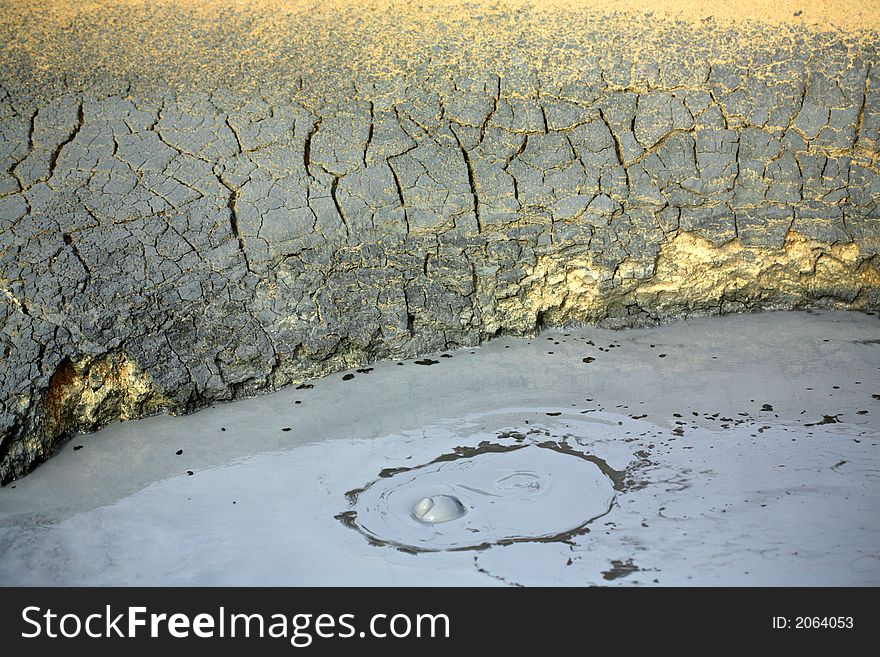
left=341, top=443, right=616, bottom=552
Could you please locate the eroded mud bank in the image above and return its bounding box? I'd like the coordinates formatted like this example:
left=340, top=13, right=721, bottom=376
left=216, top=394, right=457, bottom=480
left=2, top=2, right=879, bottom=481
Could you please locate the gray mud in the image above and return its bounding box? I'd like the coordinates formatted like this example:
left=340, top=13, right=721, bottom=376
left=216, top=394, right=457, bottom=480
left=0, top=310, right=877, bottom=586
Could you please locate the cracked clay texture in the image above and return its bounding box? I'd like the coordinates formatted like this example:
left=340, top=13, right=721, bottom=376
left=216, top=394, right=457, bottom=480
left=1, top=0, right=879, bottom=482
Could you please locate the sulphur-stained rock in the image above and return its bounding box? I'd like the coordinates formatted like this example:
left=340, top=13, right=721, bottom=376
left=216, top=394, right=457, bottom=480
left=1, top=353, right=171, bottom=482
left=1, top=1, right=880, bottom=482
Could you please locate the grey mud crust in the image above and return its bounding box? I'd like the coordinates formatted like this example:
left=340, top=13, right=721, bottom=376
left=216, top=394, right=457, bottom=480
left=2, top=1, right=880, bottom=483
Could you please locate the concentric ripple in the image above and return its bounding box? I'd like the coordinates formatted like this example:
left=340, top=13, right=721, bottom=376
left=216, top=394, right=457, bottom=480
left=340, top=443, right=617, bottom=552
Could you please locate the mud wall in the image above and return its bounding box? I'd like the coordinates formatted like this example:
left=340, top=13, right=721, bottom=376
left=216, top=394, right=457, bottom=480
left=1, top=1, right=879, bottom=482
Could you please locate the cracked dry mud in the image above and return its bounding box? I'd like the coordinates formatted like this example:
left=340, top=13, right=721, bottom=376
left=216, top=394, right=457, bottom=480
left=2, top=1, right=880, bottom=483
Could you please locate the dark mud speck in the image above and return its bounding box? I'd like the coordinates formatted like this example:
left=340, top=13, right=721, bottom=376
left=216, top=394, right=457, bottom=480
left=805, top=415, right=840, bottom=427
left=602, top=559, right=640, bottom=581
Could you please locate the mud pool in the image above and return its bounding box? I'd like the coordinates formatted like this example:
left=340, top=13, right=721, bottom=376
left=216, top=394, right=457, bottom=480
left=0, top=310, right=878, bottom=586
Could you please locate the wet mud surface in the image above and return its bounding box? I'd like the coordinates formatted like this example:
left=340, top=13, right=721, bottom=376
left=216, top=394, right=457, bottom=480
left=0, top=310, right=878, bottom=585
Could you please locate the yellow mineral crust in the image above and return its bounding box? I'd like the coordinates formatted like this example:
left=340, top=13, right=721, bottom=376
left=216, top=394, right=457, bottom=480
left=38, top=353, right=171, bottom=455
left=485, top=231, right=880, bottom=332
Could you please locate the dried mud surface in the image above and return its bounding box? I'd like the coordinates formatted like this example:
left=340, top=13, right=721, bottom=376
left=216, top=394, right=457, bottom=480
left=1, top=1, right=879, bottom=482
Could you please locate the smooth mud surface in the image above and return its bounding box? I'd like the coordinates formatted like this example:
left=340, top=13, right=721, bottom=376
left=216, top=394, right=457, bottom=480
left=1, top=310, right=878, bottom=585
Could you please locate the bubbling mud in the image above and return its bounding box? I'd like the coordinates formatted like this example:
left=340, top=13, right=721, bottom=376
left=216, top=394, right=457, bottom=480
left=413, top=495, right=467, bottom=523
left=341, top=442, right=618, bottom=552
